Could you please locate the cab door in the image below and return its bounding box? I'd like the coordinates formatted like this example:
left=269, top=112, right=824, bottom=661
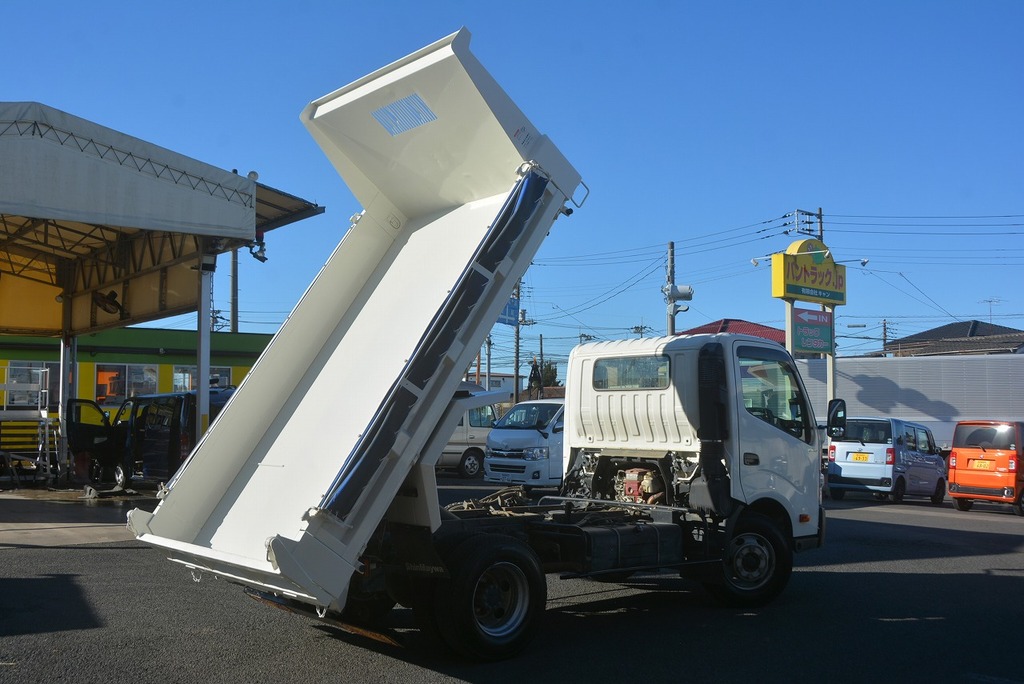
left=731, top=343, right=819, bottom=507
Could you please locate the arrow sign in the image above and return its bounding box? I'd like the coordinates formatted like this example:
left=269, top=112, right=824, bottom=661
left=796, top=309, right=832, bottom=325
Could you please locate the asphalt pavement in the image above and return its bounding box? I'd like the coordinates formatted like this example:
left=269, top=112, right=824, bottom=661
left=0, top=484, right=157, bottom=548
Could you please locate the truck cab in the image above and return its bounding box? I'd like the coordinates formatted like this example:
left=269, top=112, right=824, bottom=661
left=563, top=334, right=827, bottom=553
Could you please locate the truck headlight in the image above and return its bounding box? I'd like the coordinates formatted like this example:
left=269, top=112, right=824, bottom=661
left=522, top=447, right=549, bottom=461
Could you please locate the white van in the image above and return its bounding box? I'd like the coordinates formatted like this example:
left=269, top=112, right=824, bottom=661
left=827, top=416, right=946, bottom=503
left=438, top=402, right=497, bottom=478
left=483, top=398, right=564, bottom=487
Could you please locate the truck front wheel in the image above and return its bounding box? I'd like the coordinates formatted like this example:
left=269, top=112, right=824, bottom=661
left=433, top=535, right=546, bottom=661
left=705, top=513, right=792, bottom=608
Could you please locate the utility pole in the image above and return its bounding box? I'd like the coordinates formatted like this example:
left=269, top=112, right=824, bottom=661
left=230, top=248, right=239, bottom=333
left=666, top=241, right=675, bottom=335
left=663, top=241, right=692, bottom=336
left=485, top=336, right=492, bottom=390
left=513, top=280, right=521, bottom=404
left=539, top=334, right=544, bottom=399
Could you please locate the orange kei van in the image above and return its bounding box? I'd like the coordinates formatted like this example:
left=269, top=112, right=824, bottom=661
left=947, top=420, right=1024, bottom=515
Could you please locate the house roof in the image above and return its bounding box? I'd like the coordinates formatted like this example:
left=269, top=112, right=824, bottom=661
left=677, top=318, right=785, bottom=345
left=893, top=320, right=1024, bottom=344
left=886, top=320, right=1024, bottom=356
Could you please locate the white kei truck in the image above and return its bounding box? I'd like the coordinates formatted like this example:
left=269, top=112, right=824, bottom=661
left=128, top=28, right=845, bottom=661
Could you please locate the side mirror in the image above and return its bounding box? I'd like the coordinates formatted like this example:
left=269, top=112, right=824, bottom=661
left=826, top=398, right=846, bottom=439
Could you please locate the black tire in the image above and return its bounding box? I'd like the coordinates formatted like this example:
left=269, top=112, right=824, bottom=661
left=891, top=478, right=906, bottom=503
left=113, top=464, right=131, bottom=490
left=829, top=488, right=846, bottom=501
left=1013, top=492, right=1024, bottom=517
left=930, top=479, right=946, bottom=505
left=432, top=535, right=546, bottom=661
left=704, top=513, right=792, bottom=608
left=953, top=497, right=973, bottom=512
left=458, top=449, right=484, bottom=479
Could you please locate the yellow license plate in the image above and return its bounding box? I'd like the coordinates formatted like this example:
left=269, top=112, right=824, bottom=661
left=971, top=460, right=992, bottom=470
left=851, top=453, right=870, bottom=462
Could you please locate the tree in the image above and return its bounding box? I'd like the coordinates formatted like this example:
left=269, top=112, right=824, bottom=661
left=541, top=360, right=560, bottom=387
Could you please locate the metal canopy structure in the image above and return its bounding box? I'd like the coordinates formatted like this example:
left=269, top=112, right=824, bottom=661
left=0, top=101, right=324, bottom=476
left=0, top=101, right=324, bottom=337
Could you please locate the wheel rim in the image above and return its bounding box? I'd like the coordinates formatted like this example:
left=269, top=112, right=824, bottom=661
left=462, top=454, right=481, bottom=477
left=725, top=532, right=776, bottom=591
left=471, top=561, right=530, bottom=638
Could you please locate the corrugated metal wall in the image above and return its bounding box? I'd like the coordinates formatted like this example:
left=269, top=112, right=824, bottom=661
left=797, top=355, right=1024, bottom=447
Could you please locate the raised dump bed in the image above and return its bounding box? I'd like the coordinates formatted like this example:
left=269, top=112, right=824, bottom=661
left=128, top=29, right=581, bottom=610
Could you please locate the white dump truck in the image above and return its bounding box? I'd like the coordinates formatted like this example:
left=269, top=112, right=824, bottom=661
left=128, top=28, right=844, bottom=661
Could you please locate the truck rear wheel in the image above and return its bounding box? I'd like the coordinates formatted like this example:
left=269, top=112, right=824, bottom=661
left=433, top=535, right=546, bottom=661
left=1013, top=492, right=1024, bottom=517
left=705, top=513, right=792, bottom=608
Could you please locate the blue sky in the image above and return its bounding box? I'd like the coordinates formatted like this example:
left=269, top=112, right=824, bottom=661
left=6, top=1, right=1022, bottom=377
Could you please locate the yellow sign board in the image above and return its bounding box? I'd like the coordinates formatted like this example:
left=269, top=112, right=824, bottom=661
left=771, top=238, right=847, bottom=305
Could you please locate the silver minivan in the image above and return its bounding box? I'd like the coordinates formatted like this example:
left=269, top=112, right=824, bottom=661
left=438, top=403, right=497, bottom=478
left=436, top=382, right=499, bottom=478
left=827, top=416, right=946, bottom=503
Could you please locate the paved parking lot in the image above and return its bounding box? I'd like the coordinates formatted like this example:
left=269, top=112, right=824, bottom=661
left=0, top=486, right=152, bottom=547
left=3, top=484, right=1024, bottom=682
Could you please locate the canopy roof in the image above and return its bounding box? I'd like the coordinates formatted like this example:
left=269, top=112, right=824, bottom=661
left=0, top=102, right=323, bottom=336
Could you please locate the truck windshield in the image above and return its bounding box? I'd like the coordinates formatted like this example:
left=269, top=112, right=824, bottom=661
left=494, top=404, right=560, bottom=429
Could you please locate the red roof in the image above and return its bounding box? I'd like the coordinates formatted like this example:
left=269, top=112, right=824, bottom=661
left=677, top=318, right=785, bottom=345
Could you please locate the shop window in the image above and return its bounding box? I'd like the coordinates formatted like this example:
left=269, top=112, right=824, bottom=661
left=96, top=364, right=158, bottom=406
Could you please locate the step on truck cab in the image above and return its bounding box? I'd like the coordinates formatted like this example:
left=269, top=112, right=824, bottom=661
left=128, top=29, right=842, bottom=662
